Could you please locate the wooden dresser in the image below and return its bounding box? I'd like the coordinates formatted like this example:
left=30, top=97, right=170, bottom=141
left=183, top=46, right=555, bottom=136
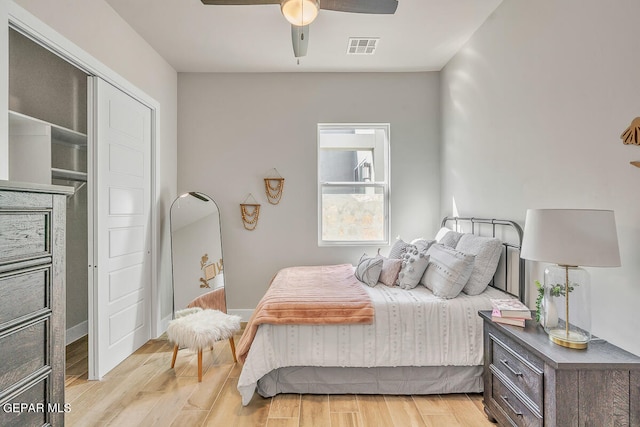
left=480, top=310, right=640, bottom=427
left=0, top=180, right=72, bottom=427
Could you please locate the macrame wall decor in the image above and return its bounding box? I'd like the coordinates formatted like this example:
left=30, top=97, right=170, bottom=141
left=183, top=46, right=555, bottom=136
left=264, top=168, right=285, bottom=205
left=620, top=117, right=640, bottom=168
left=240, top=193, right=261, bottom=231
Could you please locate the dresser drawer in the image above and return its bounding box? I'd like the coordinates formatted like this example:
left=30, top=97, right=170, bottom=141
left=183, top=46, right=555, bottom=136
left=0, top=211, right=50, bottom=264
left=0, top=320, right=48, bottom=395
left=0, top=374, right=49, bottom=427
left=0, top=268, right=50, bottom=329
left=491, top=373, right=543, bottom=427
left=490, top=334, right=543, bottom=412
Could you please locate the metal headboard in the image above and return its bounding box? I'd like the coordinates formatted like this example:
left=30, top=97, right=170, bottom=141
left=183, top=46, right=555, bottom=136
left=441, top=217, right=525, bottom=303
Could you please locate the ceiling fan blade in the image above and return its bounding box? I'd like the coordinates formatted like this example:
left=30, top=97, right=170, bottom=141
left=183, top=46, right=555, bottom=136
left=320, top=0, right=398, bottom=14
left=291, top=24, right=309, bottom=58
left=201, top=0, right=279, bottom=5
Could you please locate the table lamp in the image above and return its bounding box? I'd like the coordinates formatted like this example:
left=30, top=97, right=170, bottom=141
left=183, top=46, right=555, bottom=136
left=521, top=209, right=621, bottom=349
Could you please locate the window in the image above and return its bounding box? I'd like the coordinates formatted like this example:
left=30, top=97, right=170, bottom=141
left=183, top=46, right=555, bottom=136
left=317, top=123, right=390, bottom=246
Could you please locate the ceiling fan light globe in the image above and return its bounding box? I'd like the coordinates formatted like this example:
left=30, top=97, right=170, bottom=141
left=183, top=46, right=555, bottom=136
left=281, top=0, right=319, bottom=26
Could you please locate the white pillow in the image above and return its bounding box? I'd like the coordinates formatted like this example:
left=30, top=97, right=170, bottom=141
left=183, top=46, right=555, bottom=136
left=455, top=234, right=503, bottom=295
left=354, top=254, right=383, bottom=287
left=398, top=248, right=430, bottom=290
left=421, top=244, right=475, bottom=299
left=410, top=238, right=436, bottom=253
left=434, top=227, right=463, bottom=248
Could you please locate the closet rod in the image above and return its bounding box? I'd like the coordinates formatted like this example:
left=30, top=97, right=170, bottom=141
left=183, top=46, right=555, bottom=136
left=51, top=167, right=87, bottom=182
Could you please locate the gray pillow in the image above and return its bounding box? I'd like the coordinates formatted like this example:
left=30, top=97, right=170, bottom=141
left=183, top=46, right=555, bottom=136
left=421, top=244, right=475, bottom=299
left=455, top=234, right=503, bottom=295
left=355, top=254, right=383, bottom=287
left=388, top=238, right=412, bottom=259
left=398, top=248, right=430, bottom=290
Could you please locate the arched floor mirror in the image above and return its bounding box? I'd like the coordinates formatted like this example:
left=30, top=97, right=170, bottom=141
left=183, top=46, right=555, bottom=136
left=170, top=192, right=227, bottom=315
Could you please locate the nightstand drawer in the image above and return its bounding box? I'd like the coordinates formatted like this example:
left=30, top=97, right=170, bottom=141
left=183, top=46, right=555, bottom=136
left=491, top=373, right=543, bottom=427
left=491, top=334, right=543, bottom=411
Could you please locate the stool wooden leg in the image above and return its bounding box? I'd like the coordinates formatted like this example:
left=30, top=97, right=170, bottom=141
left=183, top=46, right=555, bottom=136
left=197, top=349, right=203, bottom=382
left=229, top=337, right=237, bottom=363
left=171, top=345, right=179, bottom=369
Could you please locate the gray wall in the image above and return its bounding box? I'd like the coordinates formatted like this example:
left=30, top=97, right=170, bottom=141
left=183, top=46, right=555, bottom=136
left=441, top=0, right=640, bottom=355
left=178, top=72, right=440, bottom=310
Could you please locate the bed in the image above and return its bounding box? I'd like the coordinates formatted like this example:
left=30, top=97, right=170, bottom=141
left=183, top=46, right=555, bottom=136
left=237, top=217, right=525, bottom=406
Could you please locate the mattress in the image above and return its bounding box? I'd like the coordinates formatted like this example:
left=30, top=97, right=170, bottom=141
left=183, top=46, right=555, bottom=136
left=238, top=283, right=511, bottom=405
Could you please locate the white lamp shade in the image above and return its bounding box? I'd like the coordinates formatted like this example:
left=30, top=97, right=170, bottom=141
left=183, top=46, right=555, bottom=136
left=521, top=209, right=621, bottom=267
left=281, top=0, right=319, bottom=26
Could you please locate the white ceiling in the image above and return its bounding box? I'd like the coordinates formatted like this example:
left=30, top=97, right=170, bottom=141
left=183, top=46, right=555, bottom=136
left=104, top=0, right=502, bottom=73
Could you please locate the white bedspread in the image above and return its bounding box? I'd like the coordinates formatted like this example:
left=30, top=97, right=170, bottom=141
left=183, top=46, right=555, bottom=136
left=238, top=283, right=511, bottom=405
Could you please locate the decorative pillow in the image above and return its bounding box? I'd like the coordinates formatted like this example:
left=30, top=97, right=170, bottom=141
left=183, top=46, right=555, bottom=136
left=421, top=244, right=476, bottom=299
left=388, top=238, right=412, bottom=259
left=354, top=254, right=383, bottom=287
left=435, top=227, right=463, bottom=248
left=379, top=257, right=403, bottom=286
left=455, top=234, right=503, bottom=295
left=410, top=238, right=436, bottom=253
left=398, top=248, right=430, bottom=290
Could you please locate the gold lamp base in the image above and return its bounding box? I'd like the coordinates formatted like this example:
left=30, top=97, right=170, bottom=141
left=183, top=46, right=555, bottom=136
left=547, top=328, right=588, bottom=349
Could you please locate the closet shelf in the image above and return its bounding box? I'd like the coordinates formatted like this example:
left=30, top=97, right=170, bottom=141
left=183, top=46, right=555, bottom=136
left=51, top=167, right=87, bottom=182
left=9, top=110, right=87, bottom=147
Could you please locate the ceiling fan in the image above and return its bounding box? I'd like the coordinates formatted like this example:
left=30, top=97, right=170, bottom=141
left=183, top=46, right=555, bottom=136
left=201, top=0, right=398, bottom=58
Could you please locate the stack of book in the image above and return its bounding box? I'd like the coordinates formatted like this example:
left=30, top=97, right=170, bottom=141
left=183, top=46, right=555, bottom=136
left=490, top=298, right=532, bottom=327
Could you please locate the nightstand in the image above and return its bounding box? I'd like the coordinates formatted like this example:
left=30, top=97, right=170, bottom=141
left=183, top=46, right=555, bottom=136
left=479, top=310, right=640, bottom=427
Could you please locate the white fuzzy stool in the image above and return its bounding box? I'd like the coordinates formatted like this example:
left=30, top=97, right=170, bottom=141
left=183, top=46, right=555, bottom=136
left=167, top=309, right=241, bottom=381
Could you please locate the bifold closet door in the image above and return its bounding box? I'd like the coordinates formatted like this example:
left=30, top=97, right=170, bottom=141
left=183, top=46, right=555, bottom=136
left=91, top=77, right=152, bottom=379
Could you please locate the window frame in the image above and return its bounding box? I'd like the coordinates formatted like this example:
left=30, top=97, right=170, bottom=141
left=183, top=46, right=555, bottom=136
left=317, top=123, right=390, bottom=247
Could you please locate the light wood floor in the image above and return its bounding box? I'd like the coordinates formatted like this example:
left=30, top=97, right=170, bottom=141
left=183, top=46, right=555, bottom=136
left=65, top=331, right=495, bottom=427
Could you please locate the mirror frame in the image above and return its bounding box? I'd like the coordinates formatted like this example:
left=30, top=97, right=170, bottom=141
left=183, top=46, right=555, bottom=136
left=169, top=191, right=227, bottom=317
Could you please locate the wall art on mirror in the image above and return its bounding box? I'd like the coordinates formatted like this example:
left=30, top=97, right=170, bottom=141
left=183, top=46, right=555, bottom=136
left=200, top=253, right=223, bottom=288
left=620, top=117, right=640, bottom=145
left=619, top=117, right=640, bottom=167
left=264, top=168, right=285, bottom=205
left=240, top=193, right=261, bottom=231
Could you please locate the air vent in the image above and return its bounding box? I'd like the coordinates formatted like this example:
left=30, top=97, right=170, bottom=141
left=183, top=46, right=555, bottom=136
left=346, top=38, right=379, bottom=55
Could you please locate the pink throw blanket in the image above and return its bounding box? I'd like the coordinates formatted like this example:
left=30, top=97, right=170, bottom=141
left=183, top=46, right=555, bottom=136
left=187, top=287, right=227, bottom=313
left=236, top=264, right=374, bottom=363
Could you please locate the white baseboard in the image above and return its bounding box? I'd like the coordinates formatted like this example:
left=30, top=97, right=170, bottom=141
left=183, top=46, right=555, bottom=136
left=66, top=320, right=88, bottom=345
left=229, top=309, right=254, bottom=322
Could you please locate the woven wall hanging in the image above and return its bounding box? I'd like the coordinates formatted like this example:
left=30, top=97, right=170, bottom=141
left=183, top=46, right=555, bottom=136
left=240, top=194, right=260, bottom=231
left=264, top=168, right=285, bottom=205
